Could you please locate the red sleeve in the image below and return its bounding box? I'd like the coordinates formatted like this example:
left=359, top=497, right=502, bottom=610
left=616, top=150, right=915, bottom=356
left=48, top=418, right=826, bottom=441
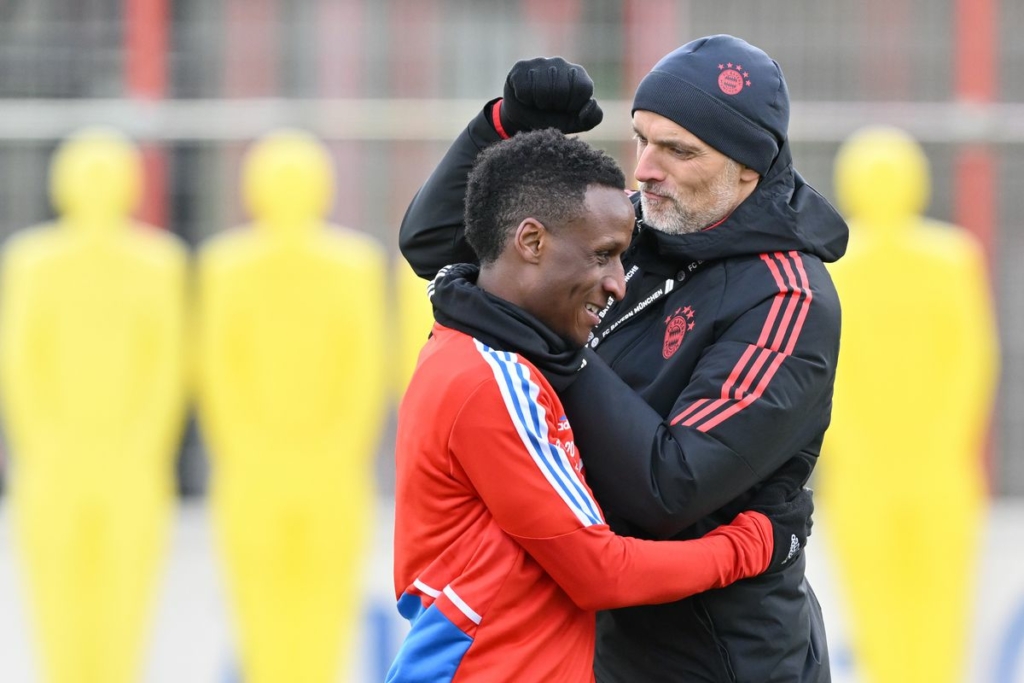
left=513, top=512, right=771, bottom=611
left=450, top=351, right=772, bottom=611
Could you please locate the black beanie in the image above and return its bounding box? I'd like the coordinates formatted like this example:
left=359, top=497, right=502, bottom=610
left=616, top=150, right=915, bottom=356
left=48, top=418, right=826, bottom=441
left=632, top=34, right=789, bottom=176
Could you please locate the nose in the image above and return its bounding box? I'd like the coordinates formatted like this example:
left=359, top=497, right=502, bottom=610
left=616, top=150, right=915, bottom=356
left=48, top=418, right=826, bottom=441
left=603, top=259, right=627, bottom=302
left=634, top=145, right=664, bottom=185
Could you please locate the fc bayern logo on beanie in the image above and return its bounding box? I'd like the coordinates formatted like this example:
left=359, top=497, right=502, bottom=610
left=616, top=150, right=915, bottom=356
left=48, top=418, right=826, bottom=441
left=717, top=62, right=750, bottom=95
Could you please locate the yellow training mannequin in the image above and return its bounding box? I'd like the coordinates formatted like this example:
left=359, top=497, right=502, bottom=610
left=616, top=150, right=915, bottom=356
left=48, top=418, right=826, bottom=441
left=0, top=127, right=188, bottom=683
left=821, top=125, right=999, bottom=683
left=196, top=129, right=388, bottom=683
left=393, top=257, right=435, bottom=399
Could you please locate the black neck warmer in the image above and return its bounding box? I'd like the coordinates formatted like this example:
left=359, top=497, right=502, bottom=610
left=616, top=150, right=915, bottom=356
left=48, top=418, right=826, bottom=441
left=429, top=263, right=587, bottom=390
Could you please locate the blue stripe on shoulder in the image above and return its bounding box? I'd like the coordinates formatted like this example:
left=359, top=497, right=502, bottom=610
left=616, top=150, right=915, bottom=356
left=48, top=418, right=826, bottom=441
left=386, top=604, right=473, bottom=683
left=507, top=356, right=603, bottom=525
left=486, top=346, right=602, bottom=526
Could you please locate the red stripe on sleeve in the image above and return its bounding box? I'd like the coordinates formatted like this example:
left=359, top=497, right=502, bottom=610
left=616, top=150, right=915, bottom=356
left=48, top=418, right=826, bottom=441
left=697, top=353, right=788, bottom=433
left=671, top=397, right=711, bottom=426
left=491, top=100, right=510, bottom=139
left=682, top=252, right=813, bottom=433
left=734, top=347, right=773, bottom=399
left=676, top=253, right=787, bottom=427
left=771, top=254, right=805, bottom=351
left=784, top=251, right=813, bottom=354
left=720, top=344, right=758, bottom=400
left=757, top=253, right=789, bottom=347
left=681, top=398, right=728, bottom=428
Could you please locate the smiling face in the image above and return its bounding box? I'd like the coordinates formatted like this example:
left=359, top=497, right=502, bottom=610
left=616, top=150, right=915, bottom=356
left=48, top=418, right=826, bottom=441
left=526, top=185, right=635, bottom=346
left=632, top=110, right=759, bottom=234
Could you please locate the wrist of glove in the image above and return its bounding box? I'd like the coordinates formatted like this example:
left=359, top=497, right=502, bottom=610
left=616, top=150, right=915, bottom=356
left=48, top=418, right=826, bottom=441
left=748, top=460, right=815, bottom=573
left=499, top=56, right=604, bottom=135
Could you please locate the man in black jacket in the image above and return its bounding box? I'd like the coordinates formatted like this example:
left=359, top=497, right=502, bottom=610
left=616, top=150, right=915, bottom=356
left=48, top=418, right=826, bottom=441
left=400, top=34, right=845, bottom=683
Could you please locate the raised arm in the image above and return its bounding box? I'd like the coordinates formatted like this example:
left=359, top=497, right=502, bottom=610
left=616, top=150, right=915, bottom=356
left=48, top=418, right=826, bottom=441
left=399, top=57, right=604, bottom=279
left=398, top=107, right=499, bottom=278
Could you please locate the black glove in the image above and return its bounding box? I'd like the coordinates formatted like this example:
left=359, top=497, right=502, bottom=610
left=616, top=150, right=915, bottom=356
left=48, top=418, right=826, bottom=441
left=500, top=57, right=604, bottom=135
left=749, top=460, right=814, bottom=573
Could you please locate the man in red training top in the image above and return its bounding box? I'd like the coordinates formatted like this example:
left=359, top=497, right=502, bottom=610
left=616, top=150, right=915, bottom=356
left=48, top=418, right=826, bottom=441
left=389, top=129, right=810, bottom=682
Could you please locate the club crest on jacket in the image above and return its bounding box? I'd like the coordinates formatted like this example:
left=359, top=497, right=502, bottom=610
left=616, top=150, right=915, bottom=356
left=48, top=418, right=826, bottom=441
left=663, top=306, right=696, bottom=359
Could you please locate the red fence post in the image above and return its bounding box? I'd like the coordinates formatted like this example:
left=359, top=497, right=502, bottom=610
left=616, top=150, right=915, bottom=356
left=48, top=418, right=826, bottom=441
left=124, top=0, right=169, bottom=228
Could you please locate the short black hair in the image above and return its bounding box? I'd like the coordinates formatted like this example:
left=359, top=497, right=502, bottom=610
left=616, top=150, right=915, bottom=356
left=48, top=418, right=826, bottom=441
left=464, top=128, right=627, bottom=264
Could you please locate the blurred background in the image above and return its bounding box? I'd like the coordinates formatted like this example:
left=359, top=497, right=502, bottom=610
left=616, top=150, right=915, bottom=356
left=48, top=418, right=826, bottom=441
left=0, top=0, right=1022, bottom=682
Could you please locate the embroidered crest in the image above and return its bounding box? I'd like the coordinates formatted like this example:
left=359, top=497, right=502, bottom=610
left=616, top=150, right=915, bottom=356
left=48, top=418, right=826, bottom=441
left=717, top=62, right=750, bottom=96
left=663, top=306, right=696, bottom=359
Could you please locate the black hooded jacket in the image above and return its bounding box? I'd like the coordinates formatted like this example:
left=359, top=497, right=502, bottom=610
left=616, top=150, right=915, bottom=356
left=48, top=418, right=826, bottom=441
left=399, top=104, right=846, bottom=683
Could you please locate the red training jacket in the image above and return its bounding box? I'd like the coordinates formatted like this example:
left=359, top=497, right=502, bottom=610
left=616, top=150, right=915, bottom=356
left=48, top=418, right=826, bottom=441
left=388, top=323, right=773, bottom=682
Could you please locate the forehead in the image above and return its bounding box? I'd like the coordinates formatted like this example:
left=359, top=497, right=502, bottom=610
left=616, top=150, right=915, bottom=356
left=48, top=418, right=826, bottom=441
left=633, top=110, right=708, bottom=148
left=571, top=185, right=634, bottom=241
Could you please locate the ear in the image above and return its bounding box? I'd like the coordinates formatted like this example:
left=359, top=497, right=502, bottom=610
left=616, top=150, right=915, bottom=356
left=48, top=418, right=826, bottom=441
left=739, top=165, right=760, bottom=184
left=512, top=217, right=547, bottom=265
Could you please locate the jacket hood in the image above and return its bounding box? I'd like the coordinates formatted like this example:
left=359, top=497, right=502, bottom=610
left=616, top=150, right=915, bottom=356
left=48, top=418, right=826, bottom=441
left=633, top=142, right=848, bottom=265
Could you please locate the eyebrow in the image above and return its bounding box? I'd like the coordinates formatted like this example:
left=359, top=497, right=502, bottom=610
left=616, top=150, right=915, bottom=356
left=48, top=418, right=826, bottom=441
left=593, top=235, right=629, bottom=253
left=632, top=127, right=701, bottom=154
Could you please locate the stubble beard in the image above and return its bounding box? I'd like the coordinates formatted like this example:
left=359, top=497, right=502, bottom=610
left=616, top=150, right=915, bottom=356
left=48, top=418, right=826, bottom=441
left=639, top=159, right=742, bottom=235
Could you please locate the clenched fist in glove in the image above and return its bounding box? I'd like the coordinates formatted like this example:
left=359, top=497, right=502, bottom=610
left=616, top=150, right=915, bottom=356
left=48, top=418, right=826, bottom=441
left=498, top=57, right=604, bottom=135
